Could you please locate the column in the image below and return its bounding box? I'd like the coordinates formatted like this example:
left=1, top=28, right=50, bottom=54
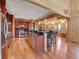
left=13, top=17, right=15, bottom=39
left=0, top=11, right=1, bottom=59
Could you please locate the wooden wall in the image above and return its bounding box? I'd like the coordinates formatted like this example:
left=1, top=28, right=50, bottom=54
left=67, top=0, right=79, bottom=44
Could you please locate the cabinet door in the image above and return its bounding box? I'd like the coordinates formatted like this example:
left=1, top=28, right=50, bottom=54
left=36, top=35, right=44, bottom=51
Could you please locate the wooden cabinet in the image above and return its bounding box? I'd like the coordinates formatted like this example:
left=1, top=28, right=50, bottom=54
left=27, top=32, right=44, bottom=52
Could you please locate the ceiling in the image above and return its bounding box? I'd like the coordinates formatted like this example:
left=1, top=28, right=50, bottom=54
left=6, top=0, right=53, bottom=20
left=24, top=0, right=70, bottom=18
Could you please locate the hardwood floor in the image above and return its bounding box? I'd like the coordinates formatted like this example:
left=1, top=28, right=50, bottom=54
left=2, top=36, right=79, bottom=59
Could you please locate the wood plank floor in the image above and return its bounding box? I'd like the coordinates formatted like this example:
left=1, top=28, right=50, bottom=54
left=2, top=36, right=79, bottom=59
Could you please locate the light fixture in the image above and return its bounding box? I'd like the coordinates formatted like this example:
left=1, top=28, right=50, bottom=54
left=8, top=22, right=11, bottom=25
left=52, top=22, right=54, bottom=24
left=61, top=20, right=66, bottom=23
left=38, top=21, right=41, bottom=24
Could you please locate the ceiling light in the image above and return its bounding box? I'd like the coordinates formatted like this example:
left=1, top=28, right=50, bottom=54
left=52, top=22, right=54, bottom=24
